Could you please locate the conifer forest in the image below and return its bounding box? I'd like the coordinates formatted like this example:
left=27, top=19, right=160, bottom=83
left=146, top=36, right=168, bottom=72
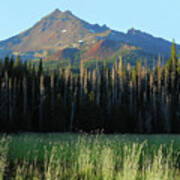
left=0, top=42, right=179, bottom=134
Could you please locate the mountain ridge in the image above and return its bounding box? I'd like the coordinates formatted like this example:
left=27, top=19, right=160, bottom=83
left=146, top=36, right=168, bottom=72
left=0, top=9, right=179, bottom=63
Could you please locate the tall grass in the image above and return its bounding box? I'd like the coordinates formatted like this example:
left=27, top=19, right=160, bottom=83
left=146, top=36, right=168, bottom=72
left=0, top=134, right=179, bottom=179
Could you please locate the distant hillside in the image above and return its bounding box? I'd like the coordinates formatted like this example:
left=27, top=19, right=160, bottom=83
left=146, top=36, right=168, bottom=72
left=0, top=9, right=179, bottom=65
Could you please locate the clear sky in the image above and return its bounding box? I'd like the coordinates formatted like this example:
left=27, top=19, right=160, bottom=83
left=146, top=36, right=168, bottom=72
left=0, top=0, right=179, bottom=43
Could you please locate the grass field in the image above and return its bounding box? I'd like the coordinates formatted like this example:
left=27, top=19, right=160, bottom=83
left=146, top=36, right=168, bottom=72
left=0, top=133, right=180, bottom=179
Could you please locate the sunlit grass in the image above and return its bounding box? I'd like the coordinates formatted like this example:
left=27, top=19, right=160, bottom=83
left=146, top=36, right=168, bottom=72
left=0, top=133, right=179, bottom=179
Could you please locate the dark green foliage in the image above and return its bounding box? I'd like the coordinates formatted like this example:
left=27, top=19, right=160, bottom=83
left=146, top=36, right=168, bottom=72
left=0, top=43, right=180, bottom=133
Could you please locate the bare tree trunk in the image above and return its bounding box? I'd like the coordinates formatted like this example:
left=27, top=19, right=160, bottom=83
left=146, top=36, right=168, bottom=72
left=39, top=75, right=44, bottom=131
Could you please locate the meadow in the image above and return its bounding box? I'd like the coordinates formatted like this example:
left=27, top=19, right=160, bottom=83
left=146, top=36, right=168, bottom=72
left=0, top=133, right=180, bottom=179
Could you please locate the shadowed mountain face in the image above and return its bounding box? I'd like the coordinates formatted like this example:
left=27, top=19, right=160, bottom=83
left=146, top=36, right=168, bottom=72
left=46, top=48, right=80, bottom=61
left=0, top=9, right=179, bottom=61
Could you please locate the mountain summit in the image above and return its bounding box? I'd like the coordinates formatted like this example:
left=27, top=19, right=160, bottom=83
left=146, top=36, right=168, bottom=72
left=0, top=9, right=110, bottom=52
left=0, top=9, right=179, bottom=62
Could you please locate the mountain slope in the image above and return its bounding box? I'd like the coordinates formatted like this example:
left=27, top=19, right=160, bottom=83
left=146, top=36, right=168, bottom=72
left=84, top=39, right=136, bottom=60
left=105, top=28, right=175, bottom=57
left=0, top=9, right=104, bottom=53
left=0, top=9, right=179, bottom=62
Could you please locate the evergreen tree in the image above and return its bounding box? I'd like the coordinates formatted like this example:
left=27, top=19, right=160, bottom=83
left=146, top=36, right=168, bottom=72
left=38, top=58, right=43, bottom=76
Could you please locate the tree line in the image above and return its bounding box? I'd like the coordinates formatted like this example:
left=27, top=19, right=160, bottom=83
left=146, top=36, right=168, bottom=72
left=0, top=42, right=180, bottom=133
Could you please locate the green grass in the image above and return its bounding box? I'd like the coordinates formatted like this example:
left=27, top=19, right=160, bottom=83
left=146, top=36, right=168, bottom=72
left=0, top=133, right=180, bottom=179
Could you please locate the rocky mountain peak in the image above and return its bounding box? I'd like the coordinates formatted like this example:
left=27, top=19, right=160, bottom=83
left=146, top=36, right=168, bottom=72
left=47, top=8, right=62, bottom=17
left=0, top=9, right=179, bottom=60
left=53, top=8, right=61, bottom=13
left=63, top=10, right=73, bottom=15
left=127, top=28, right=137, bottom=35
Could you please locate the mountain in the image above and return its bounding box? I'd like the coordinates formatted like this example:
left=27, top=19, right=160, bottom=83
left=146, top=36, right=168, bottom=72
left=0, top=9, right=179, bottom=64
left=46, top=48, right=79, bottom=61
left=0, top=9, right=108, bottom=54
left=84, top=39, right=136, bottom=60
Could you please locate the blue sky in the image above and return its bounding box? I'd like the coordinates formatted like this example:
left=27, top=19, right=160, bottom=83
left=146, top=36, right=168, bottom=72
left=0, top=0, right=179, bottom=43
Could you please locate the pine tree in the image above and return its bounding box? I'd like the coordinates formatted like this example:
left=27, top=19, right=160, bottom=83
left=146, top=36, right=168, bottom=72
left=14, top=55, right=21, bottom=68
left=38, top=58, right=43, bottom=76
